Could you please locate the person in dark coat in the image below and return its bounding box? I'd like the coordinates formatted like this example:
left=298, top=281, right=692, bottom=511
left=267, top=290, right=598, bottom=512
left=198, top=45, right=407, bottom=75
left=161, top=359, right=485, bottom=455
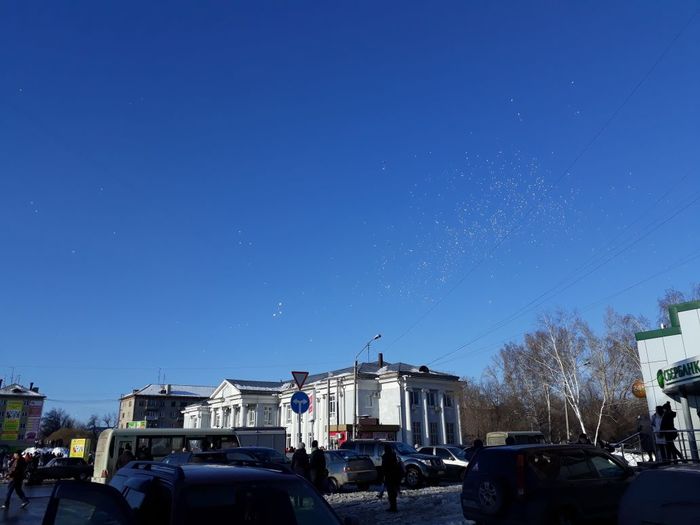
left=291, top=443, right=309, bottom=479
left=116, top=443, right=135, bottom=470
left=381, top=444, right=402, bottom=513
left=661, top=402, right=683, bottom=461
left=308, top=440, right=327, bottom=492
left=2, top=452, right=30, bottom=510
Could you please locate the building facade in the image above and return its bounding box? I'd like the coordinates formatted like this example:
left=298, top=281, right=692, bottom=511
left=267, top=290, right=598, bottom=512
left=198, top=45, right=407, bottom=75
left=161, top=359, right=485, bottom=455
left=0, top=381, right=45, bottom=451
left=118, top=384, right=215, bottom=429
left=183, top=356, right=464, bottom=449
left=636, top=300, right=700, bottom=459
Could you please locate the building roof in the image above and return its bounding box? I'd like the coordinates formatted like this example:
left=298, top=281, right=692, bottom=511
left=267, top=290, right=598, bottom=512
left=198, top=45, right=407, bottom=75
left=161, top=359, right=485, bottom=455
left=123, top=384, right=216, bottom=399
left=224, top=379, right=286, bottom=392
left=303, top=360, right=459, bottom=385
left=0, top=383, right=46, bottom=398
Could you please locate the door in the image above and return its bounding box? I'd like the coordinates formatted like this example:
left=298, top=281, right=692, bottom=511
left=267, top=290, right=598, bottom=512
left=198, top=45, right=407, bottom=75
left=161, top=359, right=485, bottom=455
left=42, top=480, right=135, bottom=525
left=586, top=451, right=632, bottom=518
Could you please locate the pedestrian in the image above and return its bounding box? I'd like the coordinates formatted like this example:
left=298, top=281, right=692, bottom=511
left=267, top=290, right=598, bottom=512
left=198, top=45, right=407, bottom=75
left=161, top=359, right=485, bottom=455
left=637, top=416, right=655, bottom=462
left=291, top=443, right=309, bottom=479
left=661, top=402, right=683, bottom=461
left=1, top=452, right=30, bottom=510
left=116, top=443, right=135, bottom=470
left=381, top=444, right=402, bottom=513
left=308, top=440, right=327, bottom=492
left=651, top=406, right=666, bottom=461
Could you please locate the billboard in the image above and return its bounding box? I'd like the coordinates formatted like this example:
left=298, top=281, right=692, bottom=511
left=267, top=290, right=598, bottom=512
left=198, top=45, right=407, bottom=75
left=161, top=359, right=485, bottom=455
left=127, top=421, right=147, bottom=429
left=3, top=401, right=23, bottom=432
left=70, top=438, right=91, bottom=459
left=28, top=400, right=44, bottom=417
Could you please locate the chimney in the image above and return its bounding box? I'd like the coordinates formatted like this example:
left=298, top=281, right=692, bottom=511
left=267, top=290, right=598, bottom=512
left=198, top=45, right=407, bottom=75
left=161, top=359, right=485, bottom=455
left=378, top=353, right=384, bottom=368
left=0, top=379, right=3, bottom=388
left=166, top=384, right=172, bottom=395
left=29, top=382, right=34, bottom=390
left=31, top=386, right=39, bottom=393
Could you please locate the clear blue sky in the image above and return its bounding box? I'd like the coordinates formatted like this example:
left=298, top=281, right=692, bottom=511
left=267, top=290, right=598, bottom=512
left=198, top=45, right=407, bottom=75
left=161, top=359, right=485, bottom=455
left=2, top=1, right=699, bottom=420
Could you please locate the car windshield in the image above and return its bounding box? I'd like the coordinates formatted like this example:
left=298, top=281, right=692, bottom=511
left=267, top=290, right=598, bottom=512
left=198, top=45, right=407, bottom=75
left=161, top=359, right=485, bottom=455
left=446, top=447, right=467, bottom=459
left=184, top=479, right=338, bottom=524
left=335, top=450, right=360, bottom=460
left=393, top=442, right=417, bottom=455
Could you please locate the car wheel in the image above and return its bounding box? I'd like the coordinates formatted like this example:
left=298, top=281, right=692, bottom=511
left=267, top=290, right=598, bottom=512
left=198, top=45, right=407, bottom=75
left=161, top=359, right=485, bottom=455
left=404, top=467, right=422, bottom=489
left=477, top=479, right=505, bottom=515
left=327, top=477, right=340, bottom=493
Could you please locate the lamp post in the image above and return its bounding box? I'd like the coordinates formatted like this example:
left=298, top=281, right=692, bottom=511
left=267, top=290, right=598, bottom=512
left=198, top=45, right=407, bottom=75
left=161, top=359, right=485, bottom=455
left=353, top=334, right=381, bottom=440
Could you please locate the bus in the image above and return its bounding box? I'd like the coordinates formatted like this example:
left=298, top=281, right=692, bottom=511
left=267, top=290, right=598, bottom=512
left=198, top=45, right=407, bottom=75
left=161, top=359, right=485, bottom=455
left=92, top=427, right=286, bottom=482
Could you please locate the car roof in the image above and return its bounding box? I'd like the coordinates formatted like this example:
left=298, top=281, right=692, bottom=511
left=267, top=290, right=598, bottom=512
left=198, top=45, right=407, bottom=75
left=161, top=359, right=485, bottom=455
left=481, top=444, right=595, bottom=453
left=179, top=464, right=293, bottom=483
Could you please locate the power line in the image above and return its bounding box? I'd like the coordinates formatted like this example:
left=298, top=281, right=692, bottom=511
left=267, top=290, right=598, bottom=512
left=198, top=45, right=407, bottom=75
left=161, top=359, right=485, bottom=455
left=385, top=6, right=700, bottom=353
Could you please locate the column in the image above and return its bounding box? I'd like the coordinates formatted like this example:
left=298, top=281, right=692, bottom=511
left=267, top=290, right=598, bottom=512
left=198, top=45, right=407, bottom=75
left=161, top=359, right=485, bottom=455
left=456, top=399, right=463, bottom=445
left=241, top=404, right=248, bottom=428
left=439, top=391, right=447, bottom=445
left=422, top=389, right=430, bottom=445
left=404, top=386, right=413, bottom=445
left=256, top=404, right=263, bottom=427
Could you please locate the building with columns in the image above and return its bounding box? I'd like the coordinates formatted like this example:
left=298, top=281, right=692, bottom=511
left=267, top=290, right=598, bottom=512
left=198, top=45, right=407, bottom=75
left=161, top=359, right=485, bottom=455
left=182, top=356, right=464, bottom=450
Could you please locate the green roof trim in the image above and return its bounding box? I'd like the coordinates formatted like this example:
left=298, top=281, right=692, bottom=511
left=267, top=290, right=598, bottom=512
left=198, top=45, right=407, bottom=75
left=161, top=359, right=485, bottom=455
left=635, top=326, right=682, bottom=341
left=635, top=300, right=700, bottom=341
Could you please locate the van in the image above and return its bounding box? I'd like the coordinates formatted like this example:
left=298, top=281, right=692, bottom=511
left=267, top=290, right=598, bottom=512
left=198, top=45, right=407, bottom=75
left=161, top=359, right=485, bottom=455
left=485, top=431, right=546, bottom=446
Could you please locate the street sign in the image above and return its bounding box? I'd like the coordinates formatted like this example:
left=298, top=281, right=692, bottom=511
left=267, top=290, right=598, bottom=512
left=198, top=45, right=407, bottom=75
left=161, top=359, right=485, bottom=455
left=290, top=391, right=310, bottom=414
left=292, top=370, right=309, bottom=390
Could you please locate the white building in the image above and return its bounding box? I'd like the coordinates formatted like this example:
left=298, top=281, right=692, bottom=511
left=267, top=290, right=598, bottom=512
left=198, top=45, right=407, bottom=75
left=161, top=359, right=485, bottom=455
left=183, top=355, right=464, bottom=449
left=636, top=300, right=700, bottom=459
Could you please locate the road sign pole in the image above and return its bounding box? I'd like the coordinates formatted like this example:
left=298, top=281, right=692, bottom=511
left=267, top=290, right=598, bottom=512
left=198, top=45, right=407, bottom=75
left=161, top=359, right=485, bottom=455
left=297, top=411, right=302, bottom=446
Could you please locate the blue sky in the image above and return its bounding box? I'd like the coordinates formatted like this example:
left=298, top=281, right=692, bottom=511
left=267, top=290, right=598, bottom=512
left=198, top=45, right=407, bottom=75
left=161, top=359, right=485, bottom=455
left=1, top=1, right=699, bottom=420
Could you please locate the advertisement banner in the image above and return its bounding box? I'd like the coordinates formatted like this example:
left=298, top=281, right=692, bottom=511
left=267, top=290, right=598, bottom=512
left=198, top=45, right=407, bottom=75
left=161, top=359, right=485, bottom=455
left=127, top=421, right=147, bottom=429
left=0, top=432, right=19, bottom=441
left=70, top=438, right=91, bottom=459
left=3, top=401, right=23, bottom=431
left=27, top=417, right=41, bottom=432
left=28, top=400, right=44, bottom=417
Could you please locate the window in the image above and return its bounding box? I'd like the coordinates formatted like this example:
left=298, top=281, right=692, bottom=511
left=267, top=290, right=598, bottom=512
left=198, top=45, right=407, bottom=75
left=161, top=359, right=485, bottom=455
left=248, top=407, right=256, bottom=426
left=409, top=390, right=420, bottom=406
left=446, top=422, right=455, bottom=444
left=429, top=422, right=439, bottom=445
left=589, top=453, right=626, bottom=479
left=329, top=394, right=336, bottom=419
left=435, top=448, right=452, bottom=460
left=556, top=452, right=596, bottom=481
left=263, top=405, right=273, bottom=425
left=285, top=405, right=292, bottom=423
left=138, top=401, right=144, bottom=407
left=427, top=390, right=437, bottom=407
left=443, top=393, right=453, bottom=408
left=412, top=422, right=423, bottom=446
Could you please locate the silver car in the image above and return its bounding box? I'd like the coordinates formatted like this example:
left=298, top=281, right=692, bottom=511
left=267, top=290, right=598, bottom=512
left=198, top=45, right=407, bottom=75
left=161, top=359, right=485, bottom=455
left=324, top=449, right=378, bottom=492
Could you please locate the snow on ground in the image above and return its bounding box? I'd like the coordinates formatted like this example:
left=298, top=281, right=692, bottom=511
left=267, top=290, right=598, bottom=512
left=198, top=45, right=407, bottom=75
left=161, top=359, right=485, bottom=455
left=326, top=483, right=472, bottom=524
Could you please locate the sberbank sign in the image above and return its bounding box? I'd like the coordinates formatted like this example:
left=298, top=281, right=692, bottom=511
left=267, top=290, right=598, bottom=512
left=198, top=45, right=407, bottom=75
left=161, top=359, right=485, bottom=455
left=657, top=356, right=700, bottom=392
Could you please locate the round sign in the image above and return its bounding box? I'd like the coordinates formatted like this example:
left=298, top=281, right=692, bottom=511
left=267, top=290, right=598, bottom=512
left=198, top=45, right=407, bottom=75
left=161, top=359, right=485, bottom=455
left=290, top=391, right=310, bottom=414
left=632, top=379, right=646, bottom=399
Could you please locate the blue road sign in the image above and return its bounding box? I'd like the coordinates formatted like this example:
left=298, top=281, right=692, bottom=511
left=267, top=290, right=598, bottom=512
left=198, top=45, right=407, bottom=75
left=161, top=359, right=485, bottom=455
left=290, top=391, right=310, bottom=414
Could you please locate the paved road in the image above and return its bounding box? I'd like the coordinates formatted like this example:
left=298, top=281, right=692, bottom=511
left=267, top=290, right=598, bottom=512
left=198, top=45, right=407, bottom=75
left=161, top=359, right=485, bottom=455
left=1, top=482, right=53, bottom=525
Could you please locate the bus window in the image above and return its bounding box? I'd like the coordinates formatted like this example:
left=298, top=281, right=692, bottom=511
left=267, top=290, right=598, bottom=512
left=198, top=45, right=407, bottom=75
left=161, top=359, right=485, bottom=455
left=137, top=437, right=153, bottom=460
left=172, top=436, right=184, bottom=452
left=151, top=437, right=172, bottom=457
left=188, top=439, right=204, bottom=452
left=219, top=436, right=240, bottom=449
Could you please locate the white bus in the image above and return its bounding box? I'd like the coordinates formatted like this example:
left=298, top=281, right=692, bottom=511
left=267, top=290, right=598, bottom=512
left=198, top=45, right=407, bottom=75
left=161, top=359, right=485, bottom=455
left=92, top=426, right=286, bottom=482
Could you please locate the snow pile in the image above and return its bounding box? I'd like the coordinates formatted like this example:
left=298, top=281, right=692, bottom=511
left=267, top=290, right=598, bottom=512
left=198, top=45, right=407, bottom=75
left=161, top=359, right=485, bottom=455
left=327, top=483, right=472, bottom=524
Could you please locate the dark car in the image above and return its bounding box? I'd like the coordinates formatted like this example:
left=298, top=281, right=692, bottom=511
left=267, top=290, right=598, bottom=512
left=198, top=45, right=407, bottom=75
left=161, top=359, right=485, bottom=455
left=162, top=447, right=291, bottom=472
left=43, top=462, right=357, bottom=525
left=26, top=457, right=93, bottom=484
left=340, top=439, right=445, bottom=488
left=324, top=449, right=378, bottom=492
left=618, top=462, right=700, bottom=525
left=461, top=444, right=635, bottom=525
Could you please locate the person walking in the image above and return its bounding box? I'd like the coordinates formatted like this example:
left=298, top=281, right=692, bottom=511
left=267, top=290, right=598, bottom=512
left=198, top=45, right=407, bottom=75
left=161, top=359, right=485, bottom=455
left=661, top=402, right=683, bottom=461
left=291, top=443, right=309, bottom=479
left=381, top=444, right=402, bottom=513
left=308, top=440, right=327, bottom=492
left=1, top=452, right=30, bottom=510
left=116, top=443, right=135, bottom=470
left=651, top=406, right=666, bottom=461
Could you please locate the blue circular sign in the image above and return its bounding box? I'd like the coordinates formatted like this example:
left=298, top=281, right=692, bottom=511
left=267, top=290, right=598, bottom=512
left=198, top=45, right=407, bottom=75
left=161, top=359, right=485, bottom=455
left=290, top=391, right=310, bottom=414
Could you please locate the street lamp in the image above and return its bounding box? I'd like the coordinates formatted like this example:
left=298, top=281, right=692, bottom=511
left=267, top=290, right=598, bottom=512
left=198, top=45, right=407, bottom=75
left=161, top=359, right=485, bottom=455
left=353, top=334, right=381, bottom=440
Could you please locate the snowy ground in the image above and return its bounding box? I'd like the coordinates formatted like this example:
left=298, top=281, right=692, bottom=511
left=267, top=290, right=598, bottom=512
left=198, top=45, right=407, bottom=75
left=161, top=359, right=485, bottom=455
left=326, top=483, right=472, bottom=524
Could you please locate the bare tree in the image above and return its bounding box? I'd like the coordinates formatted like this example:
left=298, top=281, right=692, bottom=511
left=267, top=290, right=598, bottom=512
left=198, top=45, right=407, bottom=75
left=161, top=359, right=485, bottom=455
left=102, top=412, right=117, bottom=428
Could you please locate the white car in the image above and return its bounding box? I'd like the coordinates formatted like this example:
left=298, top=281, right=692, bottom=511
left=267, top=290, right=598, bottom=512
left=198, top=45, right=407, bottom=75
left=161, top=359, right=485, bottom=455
left=417, top=445, right=469, bottom=480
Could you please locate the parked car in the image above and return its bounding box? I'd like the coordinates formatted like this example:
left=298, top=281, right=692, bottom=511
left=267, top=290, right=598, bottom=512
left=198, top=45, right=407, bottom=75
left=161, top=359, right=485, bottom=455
left=418, top=445, right=469, bottom=480
left=339, top=439, right=445, bottom=488
left=26, top=457, right=93, bottom=484
left=43, top=462, right=357, bottom=525
left=162, top=447, right=292, bottom=472
left=324, top=449, right=378, bottom=492
left=461, top=444, right=635, bottom=525
left=618, top=462, right=700, bottom=525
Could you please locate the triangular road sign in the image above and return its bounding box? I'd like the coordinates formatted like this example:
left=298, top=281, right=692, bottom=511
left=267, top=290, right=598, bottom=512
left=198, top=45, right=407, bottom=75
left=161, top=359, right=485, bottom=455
left=291, top=371, right=309, bottom=390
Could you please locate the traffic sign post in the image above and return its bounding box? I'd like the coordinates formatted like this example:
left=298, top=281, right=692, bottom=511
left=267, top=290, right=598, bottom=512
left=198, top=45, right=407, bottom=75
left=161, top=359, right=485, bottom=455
left=291, top=391, right=310, bottom=447
left=292, top=371, right=308, bottom=390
